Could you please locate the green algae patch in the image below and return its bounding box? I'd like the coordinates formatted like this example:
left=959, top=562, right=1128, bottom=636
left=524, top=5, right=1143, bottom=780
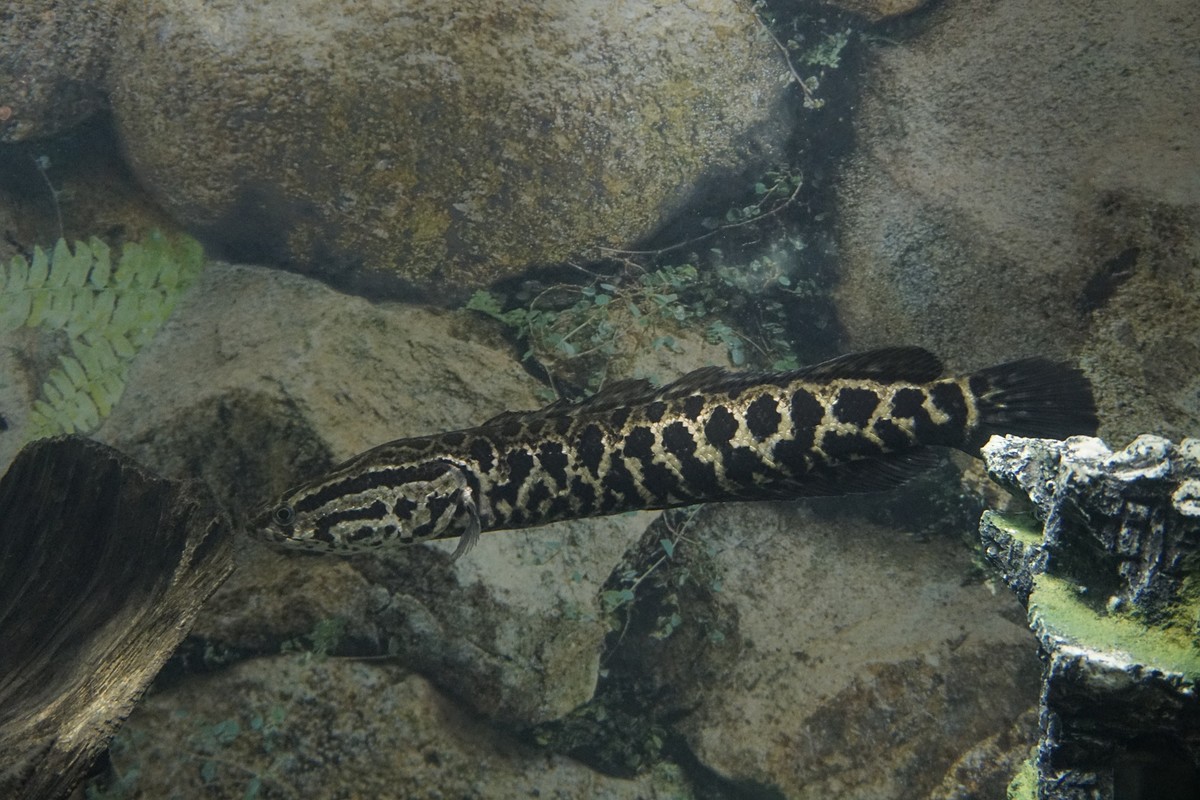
left=1029, top=574, right=1200, bottom=680
left=983, top=510, right=1045, bottom=547
left=1005, top=754, right=1038, bottom=800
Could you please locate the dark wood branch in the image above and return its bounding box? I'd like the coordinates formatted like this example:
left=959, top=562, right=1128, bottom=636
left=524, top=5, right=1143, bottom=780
left=0, top=435, right=234, bottom=799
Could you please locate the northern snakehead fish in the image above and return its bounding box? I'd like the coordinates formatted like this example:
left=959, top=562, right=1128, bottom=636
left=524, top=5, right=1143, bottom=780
left=251, top=346, right=1097, bottom=556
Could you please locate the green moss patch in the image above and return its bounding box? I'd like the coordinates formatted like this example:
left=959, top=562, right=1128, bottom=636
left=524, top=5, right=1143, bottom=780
left=984, top=511, right=1045, bottom=547
left=1029, top=574, right=1200, bottom=680
left=1006, top=753, right=1038, bottom=800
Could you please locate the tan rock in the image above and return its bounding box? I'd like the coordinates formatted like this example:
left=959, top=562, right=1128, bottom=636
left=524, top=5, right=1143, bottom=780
left=3, top=1, right=791, bottom=296
left=820, top=0, right=931, bottom=22
left=834, top=0, right=1200, bottom=380
left=633, top=502, right=1040, bottom=798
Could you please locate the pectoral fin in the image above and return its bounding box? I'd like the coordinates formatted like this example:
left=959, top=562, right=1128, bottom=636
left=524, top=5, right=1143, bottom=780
left=450, top=509, right=482, bottom=561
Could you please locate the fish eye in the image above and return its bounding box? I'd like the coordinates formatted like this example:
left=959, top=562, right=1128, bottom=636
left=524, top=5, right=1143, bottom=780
left=272, top=505, right=295, bottom=526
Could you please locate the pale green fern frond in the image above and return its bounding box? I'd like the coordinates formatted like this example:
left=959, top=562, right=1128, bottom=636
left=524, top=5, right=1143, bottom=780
left=2, top=231, right=205, bottom=441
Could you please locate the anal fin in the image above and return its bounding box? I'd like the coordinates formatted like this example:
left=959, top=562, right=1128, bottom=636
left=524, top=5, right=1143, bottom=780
left=782, top=448, right=947, bottom=498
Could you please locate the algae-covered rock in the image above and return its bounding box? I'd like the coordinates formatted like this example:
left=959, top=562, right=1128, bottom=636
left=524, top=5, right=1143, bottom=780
left=980, top=435, right=1200, bottom=800
left=3, top=0, right=792, bottom=297
left=102, top=658, right=690, bottom=799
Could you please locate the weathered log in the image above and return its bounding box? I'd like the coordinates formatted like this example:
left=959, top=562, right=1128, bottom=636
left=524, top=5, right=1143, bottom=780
left=0, top=435, right=233, bottom=799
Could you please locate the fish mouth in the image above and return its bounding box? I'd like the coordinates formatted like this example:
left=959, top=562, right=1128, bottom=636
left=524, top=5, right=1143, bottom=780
left=255, top=527, right=294, bottom=544
left=245, top=505, right=292, bottom=543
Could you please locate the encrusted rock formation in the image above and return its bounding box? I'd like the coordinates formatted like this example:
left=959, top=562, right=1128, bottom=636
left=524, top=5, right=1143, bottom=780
left=981, top=435, right=1200, bottom=800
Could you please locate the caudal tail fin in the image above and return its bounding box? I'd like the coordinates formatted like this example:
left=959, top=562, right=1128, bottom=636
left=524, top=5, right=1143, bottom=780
left=967, top=358, right=1098, bottom=451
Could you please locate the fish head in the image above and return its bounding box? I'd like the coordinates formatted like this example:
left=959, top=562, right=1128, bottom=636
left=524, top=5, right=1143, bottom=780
left=249, top=458, right=483, bottom=556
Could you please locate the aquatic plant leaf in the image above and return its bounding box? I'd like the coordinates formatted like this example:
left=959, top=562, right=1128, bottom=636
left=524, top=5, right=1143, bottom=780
left=89, top=289, right=116, bottom=329
left=25, top=290, right=49, bottom=328
left=95, top=373, right=126, bottom=416
left=0, top=294, right=30, bottom=335
left=109, top=332, right=136, bottom=360
left=31, top=399, right=57, bottom=419
left=109, top=293, right=140, bottom=335
left=59, top=354, right=87, bottom=387
left=1, top=232, right=206, bottom=440
left=88, top=373, right=122, bottom=418
left=71, top=392, right=101, bottom=431
left=48, top=241, right=72, bottom=288
left=71, top=337, right=102, bottom=380
left=112, top=243, right=141, bottom=289
left=48, top=368, right=74, bottom=401
left=89, top=239, right=112, bottom=287
left=85, top=335, right=119, bottom=373
left=64, top=240, right=92, bottom=288
left=27, top=247, right=49, bottom=289
left=139, top=292, right=164, bottom=325
left=43, top=288, right=74, bottom=330
left=157, top=254, right=180, bottom=291
left=2, top=253, right=28, bottom=293
left=64, top=291, right=93, bottom=338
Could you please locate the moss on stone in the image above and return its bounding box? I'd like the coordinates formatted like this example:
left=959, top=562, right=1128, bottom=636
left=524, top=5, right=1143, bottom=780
left=985, top=510, right=1045, bottom=547
left=1005, top=754, right=1038, bottom=800
left=1029, top=574, right=1200, bottom=679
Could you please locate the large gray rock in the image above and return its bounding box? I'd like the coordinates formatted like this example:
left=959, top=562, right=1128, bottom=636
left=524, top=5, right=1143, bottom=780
left=2, top=0, right=791, bottom=297
left=1079, top=219, right=1200, bottom=444
left=0, top=2, right=118, bottom=141
left=981, top=435, right=1200, bottom=800
left=816, top=0, right=931, bottom=21
left=675, top=502, right=1041, bottom=799
left=542, top=500, right=1042, bottom=799
left=834, top=0, right=1200, bottom=378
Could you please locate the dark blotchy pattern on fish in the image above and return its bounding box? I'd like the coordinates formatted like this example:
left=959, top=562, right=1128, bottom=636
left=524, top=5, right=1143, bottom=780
left=252, top=347, right=1098, bottom=555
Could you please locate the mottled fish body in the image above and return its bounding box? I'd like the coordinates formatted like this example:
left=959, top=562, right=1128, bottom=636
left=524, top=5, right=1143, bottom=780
left=252, top=347, right=1097, bottom=555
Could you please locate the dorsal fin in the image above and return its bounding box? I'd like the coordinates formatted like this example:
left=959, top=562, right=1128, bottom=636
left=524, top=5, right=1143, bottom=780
left=790, top=347, right=943, bottom=383
left=657, top=366, right=737, bottom=399
left=482, top=407, right=547, bottom=426
left=481, top=377, right=660, bottom=426
left=482, top=348, right=942, bottom=428
left=577, top=377, right=659, bottom=411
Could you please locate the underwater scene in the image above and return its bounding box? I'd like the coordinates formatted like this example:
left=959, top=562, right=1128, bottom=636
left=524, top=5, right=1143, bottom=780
left=0, top=1, right=1197, bottom=799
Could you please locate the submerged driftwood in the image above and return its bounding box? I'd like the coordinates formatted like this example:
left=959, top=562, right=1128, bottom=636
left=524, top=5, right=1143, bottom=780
left=0, top=435, right=233, bottom=799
